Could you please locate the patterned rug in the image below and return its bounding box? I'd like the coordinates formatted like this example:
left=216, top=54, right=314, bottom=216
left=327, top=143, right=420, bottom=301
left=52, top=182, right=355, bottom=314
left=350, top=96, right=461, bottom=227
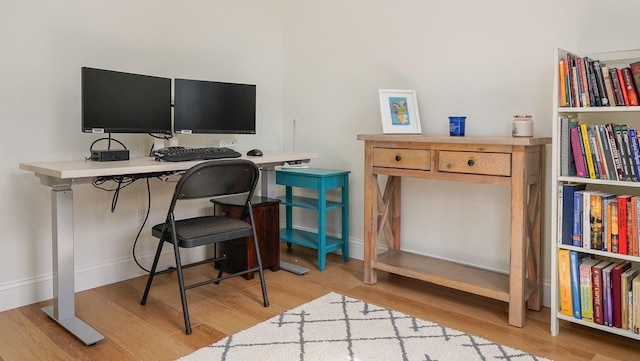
left=179, top=292, right=551, bottom=361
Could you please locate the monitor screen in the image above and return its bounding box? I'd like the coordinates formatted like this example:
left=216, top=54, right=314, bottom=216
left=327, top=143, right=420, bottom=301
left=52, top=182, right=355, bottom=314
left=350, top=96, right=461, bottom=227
left=174, top=78, right=256, bottom=134
left=81, top=67, right=172, bottom=134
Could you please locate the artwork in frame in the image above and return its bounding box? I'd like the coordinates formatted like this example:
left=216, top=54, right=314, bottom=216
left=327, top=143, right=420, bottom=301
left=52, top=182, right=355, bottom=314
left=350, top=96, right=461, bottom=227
left=378, top=89, right=422, bottom=134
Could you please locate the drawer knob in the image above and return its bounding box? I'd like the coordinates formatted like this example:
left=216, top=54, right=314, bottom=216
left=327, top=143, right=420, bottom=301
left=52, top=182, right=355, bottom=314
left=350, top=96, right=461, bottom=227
left=395, top=155, right=402, bottom=161
left=467, top=159, right=475, bottom=166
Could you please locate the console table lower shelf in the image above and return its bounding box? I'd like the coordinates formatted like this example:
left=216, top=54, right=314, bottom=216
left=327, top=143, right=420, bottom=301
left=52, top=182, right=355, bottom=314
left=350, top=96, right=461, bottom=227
left=374, top=251, right=538, bottom=303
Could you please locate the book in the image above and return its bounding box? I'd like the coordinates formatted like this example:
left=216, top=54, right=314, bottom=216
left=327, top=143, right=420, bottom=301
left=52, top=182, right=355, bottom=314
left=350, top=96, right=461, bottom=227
left=630, top=61, right=640, bottom=99
left=573, top=190, right=585, bottom=247
left=622, top=67, right=639, bottom=106
left=609, top=68, right=626, bottom=106
left=558, top=249, right=573, bottom=317
left=603, top=260, right=624, bottom=326
left=601, top=193, right=616, bottom=252
left=631, top=196, right=639, bottom=257
left=580, top=124, right=597, bottom=178
left=579, top=258, right=600, bottom=322
left=598, top=124, right=616, bottom=180
left=560, top=117, right=571, bottom=176
left=585, top=57, right=602, bottom=106
left=602, top=65, right=616, bottom=107
left=618, top=68, right=630, bottom=106
left=629, top=128, right=640, bottom=182
left=633, top=276, right=640, bottom=333
left=635, top=196, right=640, bottom=257
left=593, top=260, right=612, bottom=325
left=576, top=56, right=588, bottom=107
left=612, top=261, right=632, bottom=328
left=592, top=59, right=610, bottom=106
left=605, top=123, right=624, bottom=181
left=621, top=125, right=637, bottom=181
left=611, top=198, right=620, bottom=253
left=621, top=268, right=638, bottom=331
left=559, top=60, right=567, bottom=107
left=591, top=125, right=607, bottom=179
left=582, top=190, right=594, bottom=249
left=590, top=192, right=604, bottom=249
left=606, top=197, right=619, bottom=252
left=618, top=195, right=632, bottom=254
left=569, top=250, right=582, bottom=319
left=561, top=183, right=586, bottom=245
left=615, top=124, right=631, bottom=180
left=570, top=126, right=587, bottom=177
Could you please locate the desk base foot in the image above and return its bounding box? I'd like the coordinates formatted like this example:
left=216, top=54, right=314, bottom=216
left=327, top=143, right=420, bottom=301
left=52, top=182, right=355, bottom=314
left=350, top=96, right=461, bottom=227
left=280, top=261, right=309, bottom=275
left=42, top=306, right=104, bottom=346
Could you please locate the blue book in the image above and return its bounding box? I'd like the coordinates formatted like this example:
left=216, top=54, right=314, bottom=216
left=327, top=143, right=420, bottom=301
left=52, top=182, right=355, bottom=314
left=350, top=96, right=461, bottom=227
left=569, top=251, right=582, bottom=319
left=562, top=183, right=586, bottom=245
left=628, top=128, right=640, bottom=181
left=573, top=190, right=585, bottom=247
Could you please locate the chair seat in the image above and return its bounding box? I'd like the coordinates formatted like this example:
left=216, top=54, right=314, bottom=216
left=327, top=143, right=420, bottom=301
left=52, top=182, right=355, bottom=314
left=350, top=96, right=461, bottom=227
left=152, top=216, right=255, bottom=248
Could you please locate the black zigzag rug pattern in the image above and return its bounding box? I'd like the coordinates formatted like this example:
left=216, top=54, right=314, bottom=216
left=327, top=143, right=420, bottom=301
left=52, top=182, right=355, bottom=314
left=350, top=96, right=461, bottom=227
left=179, top=292, right=551, bottom=361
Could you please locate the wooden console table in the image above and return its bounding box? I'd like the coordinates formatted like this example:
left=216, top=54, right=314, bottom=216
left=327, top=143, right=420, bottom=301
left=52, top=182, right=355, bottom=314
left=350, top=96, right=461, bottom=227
left=357, top=134, right=550, bottom=327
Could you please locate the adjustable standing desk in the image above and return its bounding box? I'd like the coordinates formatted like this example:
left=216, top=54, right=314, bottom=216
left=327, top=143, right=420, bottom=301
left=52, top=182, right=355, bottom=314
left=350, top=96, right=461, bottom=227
left=19, top=151, right=316, bottom=345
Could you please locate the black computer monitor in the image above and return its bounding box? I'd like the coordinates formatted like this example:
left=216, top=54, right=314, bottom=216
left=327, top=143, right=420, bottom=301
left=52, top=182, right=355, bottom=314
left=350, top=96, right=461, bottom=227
left=173, top=78, right=256, bottom=134
left=81, top=67, right=172, bottom=134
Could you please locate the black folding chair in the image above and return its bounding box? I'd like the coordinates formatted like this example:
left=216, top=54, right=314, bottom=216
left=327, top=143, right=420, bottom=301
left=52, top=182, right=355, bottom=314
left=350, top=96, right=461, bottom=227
left=140, top=159, right=269, bottom=334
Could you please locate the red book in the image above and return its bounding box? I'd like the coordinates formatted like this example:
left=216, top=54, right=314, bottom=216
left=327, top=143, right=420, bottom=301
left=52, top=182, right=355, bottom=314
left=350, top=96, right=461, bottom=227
left=618, top=68, right=630, bottom=106
left=618, top=195, right=631, bottom=254
left=613, top=261, right=632, bottom=328
left=592, top=260, right=611, bottom=325
left=622, top=67, right=639, bottom=106
left=570, top=127, right=587, bottom=177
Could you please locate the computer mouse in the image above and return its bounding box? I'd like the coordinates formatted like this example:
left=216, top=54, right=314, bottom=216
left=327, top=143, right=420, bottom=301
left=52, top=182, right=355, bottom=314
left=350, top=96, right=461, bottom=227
left=247, top=149, right=263, bottom=157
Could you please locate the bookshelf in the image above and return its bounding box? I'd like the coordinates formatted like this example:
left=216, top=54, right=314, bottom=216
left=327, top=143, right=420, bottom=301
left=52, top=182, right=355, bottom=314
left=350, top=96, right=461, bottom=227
left=551, top=48, right=640, bottom=340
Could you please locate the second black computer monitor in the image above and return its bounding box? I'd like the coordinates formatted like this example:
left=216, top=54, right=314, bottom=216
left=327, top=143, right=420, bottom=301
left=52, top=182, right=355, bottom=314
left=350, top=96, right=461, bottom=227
left=173, top=78, right=256, bottom=135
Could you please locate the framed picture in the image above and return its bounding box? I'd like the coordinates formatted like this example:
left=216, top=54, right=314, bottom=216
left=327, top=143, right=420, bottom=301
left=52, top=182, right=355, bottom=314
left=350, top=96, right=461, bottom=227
left=378, top=89, right=422, bottom=134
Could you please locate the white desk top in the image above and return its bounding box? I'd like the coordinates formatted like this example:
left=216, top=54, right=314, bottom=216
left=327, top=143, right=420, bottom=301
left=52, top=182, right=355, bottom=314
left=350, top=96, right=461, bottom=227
left=20, top=151, right=318, bottom=180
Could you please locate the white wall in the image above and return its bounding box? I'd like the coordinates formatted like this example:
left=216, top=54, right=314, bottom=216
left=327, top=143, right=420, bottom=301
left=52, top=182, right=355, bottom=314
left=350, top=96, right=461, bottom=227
left=1, top=0, right=285, bottom=311
left=280, top=0, right=640, bottom=308
left=2, top=0, right=640, bottom=311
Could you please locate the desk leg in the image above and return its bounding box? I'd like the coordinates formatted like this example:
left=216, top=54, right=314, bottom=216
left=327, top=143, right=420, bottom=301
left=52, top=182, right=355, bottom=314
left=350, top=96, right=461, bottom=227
left=260, top=166, right=276, bottom=199
left=45, top=185, right=103, bottom=346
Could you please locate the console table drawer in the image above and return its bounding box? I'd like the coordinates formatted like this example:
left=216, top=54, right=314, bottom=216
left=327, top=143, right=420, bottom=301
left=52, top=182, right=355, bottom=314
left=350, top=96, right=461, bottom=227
left=372, top=148, right=431, bottom=170
left=438, top=151, right=511, bottom=176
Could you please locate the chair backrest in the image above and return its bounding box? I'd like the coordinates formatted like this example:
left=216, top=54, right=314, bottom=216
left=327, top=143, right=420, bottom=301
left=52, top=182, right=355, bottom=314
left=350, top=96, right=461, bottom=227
left=168, top=159, right=260, bottom=216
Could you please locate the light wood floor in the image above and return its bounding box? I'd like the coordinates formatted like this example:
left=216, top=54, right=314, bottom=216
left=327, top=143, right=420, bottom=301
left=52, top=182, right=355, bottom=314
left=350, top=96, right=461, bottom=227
left=1, top=244, right=639, bottom=361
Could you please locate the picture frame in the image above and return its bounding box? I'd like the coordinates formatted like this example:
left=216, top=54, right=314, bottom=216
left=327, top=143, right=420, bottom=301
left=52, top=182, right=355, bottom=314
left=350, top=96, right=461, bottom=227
left=378, top=89, right=422, bottom=134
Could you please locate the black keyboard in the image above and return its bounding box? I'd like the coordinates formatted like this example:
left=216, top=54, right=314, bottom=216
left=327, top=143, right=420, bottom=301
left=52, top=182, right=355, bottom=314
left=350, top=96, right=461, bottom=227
left=153, top=146, right=242, bottom=162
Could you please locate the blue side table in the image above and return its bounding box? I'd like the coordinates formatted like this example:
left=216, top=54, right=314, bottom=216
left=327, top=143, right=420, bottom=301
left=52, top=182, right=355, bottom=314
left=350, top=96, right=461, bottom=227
left=276, top=167, right=350, bottom=271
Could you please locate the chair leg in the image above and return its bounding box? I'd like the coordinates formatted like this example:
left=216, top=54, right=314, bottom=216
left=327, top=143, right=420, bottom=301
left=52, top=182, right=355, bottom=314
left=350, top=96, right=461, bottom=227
left=215, top=239, right=237, bottom=282
left=249, top=208, right=269, bottom=307
left=172, top=237, right=192, bottom=335
left=140, top=237, right=165, bottom=305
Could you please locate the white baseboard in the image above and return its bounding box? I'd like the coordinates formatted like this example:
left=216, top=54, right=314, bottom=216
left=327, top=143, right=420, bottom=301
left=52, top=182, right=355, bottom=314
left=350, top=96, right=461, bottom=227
left=0, top=237, right=551, bottom=312
left=0, top=248, right=199, bottom=312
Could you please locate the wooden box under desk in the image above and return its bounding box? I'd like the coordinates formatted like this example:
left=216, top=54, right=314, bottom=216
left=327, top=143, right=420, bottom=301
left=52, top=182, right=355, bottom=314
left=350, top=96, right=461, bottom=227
left=357, top=134, right=551, bottom=328
left=212, top=196, right=281, bottom=280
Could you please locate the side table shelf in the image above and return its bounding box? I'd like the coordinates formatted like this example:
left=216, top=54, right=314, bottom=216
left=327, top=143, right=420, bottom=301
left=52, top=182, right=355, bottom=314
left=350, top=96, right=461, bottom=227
left=276, top=167, right=350, bottom=271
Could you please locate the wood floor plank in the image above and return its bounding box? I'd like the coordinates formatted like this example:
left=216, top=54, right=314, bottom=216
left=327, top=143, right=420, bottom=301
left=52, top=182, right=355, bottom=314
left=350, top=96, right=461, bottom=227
left=1, top=244, right=640, bottom=361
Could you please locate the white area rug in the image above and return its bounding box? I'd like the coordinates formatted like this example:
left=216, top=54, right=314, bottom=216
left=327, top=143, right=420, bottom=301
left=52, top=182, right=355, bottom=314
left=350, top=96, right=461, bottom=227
left=179, top=292, right=551, bottom=361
